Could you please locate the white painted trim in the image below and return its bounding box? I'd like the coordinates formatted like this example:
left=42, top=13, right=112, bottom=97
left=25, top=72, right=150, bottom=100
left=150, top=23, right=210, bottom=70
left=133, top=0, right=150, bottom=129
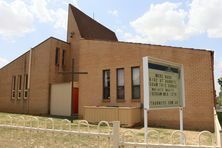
left=181, top=64, right=185, bottom=107
left=143, top=57, right=149, bottom=143
left=143, top=56, right=149, bottom=110
left=28, top=49, right=32, bottom=90
left=180, top=107, right=184, bottom=144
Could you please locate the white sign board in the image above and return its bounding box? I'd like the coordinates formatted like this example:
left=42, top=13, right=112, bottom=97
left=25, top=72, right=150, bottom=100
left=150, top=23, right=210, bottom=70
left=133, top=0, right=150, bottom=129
left=143, top=56, right=185, bottom=110
left=142, top=56, right=185, bottom=143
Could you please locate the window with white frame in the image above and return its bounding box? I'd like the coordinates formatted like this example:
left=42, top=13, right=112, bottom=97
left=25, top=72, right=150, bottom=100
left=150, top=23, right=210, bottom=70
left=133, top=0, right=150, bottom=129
left=103, top=70, right=110, bottom=99
left=132, top=67, right=140, bottom=99
left=117, top=68, right=125, bottom=100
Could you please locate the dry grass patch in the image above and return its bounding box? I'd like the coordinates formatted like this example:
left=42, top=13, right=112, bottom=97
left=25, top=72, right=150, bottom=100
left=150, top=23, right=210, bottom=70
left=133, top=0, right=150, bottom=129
left=0, top=112, right=216, bottom=147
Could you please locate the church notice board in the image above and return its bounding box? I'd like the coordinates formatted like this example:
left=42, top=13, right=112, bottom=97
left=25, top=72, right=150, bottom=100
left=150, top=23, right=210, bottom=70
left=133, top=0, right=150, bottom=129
left=143, top=56, right=185, bottom=110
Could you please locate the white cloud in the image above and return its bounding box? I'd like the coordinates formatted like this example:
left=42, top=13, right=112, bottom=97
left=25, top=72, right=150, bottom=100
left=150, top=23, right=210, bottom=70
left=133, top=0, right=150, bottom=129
left=130, top=2, right=188, bottom=44
left=71, top=0, right=79, bottom=7
left=32, top=0, right=77, bottom=28
left=30, top=0, right=69, bottom=30
left=53, top=12, right=68, bottom=31
left=187, top=0, right=222, bottom=38
left=0, top=57, right=9, bottom=68
left=108, top=10, right=119, bottom=17
left=123, top=32, right=150, bottom=43
left=0, top=0, right=76, bottom=39
left=126, top=0, right=222, bottom=44
left=30, top=0, right=53, bottom=23
left=62, top=0, right=79, bottom=8
left=0, top=0, right=34, bottom=39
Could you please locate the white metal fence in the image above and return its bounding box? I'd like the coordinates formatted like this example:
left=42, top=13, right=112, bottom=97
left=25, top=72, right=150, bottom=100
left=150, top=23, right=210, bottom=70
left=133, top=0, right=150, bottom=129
left=120, top=108, right=220, bottom=148
left=215, top=108, right=222, bottom=147
left=0, top=108, right=221, bottom=148
left=0, top=116, right=112, bottom=147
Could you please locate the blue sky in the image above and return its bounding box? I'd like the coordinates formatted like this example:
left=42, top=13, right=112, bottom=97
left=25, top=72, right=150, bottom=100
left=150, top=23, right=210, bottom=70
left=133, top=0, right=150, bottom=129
left=0, top=0, right=221, bottom=95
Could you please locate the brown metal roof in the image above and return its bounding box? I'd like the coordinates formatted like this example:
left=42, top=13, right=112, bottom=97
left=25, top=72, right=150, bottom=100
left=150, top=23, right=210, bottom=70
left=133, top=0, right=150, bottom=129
left=70, top=4, right=118, bottom=41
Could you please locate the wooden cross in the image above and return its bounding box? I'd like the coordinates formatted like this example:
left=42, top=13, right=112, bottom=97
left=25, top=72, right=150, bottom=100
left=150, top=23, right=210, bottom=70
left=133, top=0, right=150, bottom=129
left=59, top=59, right=88, bottom=116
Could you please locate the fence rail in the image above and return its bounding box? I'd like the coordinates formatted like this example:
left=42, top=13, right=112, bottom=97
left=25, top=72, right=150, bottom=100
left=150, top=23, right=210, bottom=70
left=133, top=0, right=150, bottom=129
left=215, top=108, right=222, bottom=147
left=0, top=116, right=113, bottom=148
left=0, top=108, right=221, bottom=148
left=122, top=142, right=218, bottom=148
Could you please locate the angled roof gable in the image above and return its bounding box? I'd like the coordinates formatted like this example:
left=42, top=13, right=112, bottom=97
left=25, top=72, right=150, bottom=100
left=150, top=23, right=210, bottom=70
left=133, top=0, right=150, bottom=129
left=69, top=4, right=118, bottom=41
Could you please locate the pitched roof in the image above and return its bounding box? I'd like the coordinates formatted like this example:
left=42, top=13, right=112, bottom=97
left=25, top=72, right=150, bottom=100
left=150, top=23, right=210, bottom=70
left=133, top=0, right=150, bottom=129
left=70, top=4, right=118, bottom=41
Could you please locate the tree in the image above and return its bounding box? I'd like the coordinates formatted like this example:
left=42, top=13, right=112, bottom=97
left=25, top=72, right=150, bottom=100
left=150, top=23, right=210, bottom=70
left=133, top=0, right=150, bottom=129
left=218, top=77, right=222, bottom=106
left=219, top=77, right=222, bottom=87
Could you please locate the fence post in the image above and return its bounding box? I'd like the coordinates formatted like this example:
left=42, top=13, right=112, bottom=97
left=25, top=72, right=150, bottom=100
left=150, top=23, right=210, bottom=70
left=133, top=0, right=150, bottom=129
left=220, top=130, right=222, bottom=148
left=112, top=121, right=120, bottom=148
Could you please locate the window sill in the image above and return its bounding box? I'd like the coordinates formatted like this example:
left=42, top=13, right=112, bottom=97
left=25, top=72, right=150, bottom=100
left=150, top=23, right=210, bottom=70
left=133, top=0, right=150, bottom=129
left=102, top=99, right=111, bottom=103
left=131, top=99, right=141, bottom=102
left=117, top=99, right=125, bottom=102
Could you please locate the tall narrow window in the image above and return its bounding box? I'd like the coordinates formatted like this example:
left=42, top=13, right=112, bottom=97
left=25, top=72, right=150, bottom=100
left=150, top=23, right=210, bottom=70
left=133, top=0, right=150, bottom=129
left=24, top=74, right=28, bottom=99
left=117, top=68, right=124, bottom=100
left=17, top=75, right=22, bottom=99
left=11, top=76, right=16, bottom=99
left=62, top=49, right=65, bottom=66
left=55, top=47, right=60, bottom=65
left=103, top=70, right=110, bottom=99
left=132, top=67, right=140, bottom=99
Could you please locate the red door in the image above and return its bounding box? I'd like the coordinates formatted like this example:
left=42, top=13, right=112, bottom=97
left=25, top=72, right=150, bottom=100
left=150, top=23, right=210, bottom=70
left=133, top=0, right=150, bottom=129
left=73, top=87, right=79, bottom=114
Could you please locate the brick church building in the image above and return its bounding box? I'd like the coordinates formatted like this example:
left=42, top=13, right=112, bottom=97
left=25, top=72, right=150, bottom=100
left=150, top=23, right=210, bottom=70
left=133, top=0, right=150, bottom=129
left=0, top=4, right=215, bottom=131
